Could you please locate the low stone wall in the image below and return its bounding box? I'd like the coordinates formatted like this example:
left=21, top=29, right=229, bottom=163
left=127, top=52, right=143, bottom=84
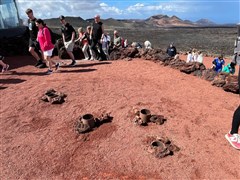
left=108, top=47, right=239, bottom=94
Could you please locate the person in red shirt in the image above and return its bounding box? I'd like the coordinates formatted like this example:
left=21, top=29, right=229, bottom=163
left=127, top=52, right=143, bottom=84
left=35, top=19, right=59, bottom=74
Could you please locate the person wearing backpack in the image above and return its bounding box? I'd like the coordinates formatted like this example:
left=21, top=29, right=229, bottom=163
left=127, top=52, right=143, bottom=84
left=36, top=19, right=60, bottom=75
left=25, top=8, right=46, bottom=68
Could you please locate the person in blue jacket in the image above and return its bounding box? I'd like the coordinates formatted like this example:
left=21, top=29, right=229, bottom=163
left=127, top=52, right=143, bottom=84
left=212, top=55, right=225, bottom=72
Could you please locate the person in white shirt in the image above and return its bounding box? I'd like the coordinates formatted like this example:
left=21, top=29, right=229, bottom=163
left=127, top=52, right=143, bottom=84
left=101, top=33, right=110, bottom=60
left=196, top=51, right=203, bottom=63
left=186, top=51, right=192, bottom=63
left=192, top=48, right=198, bottom=62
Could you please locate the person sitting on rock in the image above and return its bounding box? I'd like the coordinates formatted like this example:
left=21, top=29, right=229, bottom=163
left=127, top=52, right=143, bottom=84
left=186, top=51, right=193, bottom=63
left=166, top=43, right=177, bottom=57
left=222, top=62, right=236, bottom=74
left=212, top=55, right=225, bottom=72
left=196, top=51, right=203, bottom=63
left=191, top=48, right=198, bottom=62
left=144, top=40, right=152, bottom=49
left=131, top=42, right=142, bottom=49
left=113, top=30, right=122, bottom=49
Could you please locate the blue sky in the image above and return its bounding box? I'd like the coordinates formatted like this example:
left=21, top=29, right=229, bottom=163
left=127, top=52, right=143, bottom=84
left=16, top=0, right=240, bottom=24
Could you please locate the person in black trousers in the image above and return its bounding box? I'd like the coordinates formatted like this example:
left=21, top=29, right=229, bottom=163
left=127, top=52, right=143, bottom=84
left=225, top=27, right=240, bottom=149
left=90, top=14, right=106, bottom=61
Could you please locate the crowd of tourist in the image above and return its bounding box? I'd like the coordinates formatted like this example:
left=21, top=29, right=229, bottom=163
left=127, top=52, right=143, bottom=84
left=0, top=8, right=237, bottom=76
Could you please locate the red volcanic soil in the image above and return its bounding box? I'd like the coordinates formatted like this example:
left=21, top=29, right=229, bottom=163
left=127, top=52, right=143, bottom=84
left=0, top=55, right=239, bottom=179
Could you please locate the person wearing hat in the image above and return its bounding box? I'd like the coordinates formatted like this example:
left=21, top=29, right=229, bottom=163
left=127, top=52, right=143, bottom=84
left=90, top=14, right=106, bottom=60
left=59, top=15, right=76, bottom=66
left=25, top=8, right=46, bottom=68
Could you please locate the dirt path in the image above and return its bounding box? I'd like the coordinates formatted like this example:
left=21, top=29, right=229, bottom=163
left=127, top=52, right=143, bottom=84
left=0, top=56, right=239, bottom=179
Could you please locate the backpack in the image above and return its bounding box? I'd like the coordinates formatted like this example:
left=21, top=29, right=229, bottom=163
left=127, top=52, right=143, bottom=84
left=42, top=27, right=56, bottom=45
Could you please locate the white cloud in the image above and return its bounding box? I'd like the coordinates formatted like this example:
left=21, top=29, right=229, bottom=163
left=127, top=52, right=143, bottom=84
left=15, top=0, right=236, bottom=23
left=16, top=0, right=195, bottom=21
left=99, top=2, right=123, bottom=15
left=16, top=0, right=100, bottom=20
left=127, top=2, right=189, bottom=15
left=127, top=3, right=145, bottom=13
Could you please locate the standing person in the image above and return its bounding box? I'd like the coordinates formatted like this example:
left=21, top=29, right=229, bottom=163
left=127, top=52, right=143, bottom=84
left=59, top=15, right=76, bottom=66
left=25, top=8, right=46, bottom=68
left=225, top=63, right=240, bottom=149
left=212, top=55, right=225, bottom=72
left=101, top=32, right=110, bottom=60
left=166, top=43, right=177, bottom=57
left=36, top=19, right=59, bottom=75
left=0, top=55, right=9, bottom=73
left=225, top=24, right=240, bottom=150
left=90, top=14, right=105, bottom=61
left=85, top=26, right=94, bottom=60
left=76, top=27, right=90, bottom=60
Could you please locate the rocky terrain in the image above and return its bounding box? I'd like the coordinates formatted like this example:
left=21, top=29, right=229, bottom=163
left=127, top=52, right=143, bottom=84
left=0, top=55, right=239, bottom=179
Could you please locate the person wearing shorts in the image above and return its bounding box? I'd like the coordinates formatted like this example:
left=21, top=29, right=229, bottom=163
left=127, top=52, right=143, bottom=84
left=59, top=15, right=76, bottom=66
left=36, top=19, right=59, bottom=74
left=25, top=8, right=46, bottom=68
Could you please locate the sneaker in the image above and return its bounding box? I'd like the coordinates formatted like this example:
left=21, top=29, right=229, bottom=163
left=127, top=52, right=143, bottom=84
left=37, top=63, right=47, bottom=69
left=225, top=133, right=240, bottom=150
left=46, top=69, right=53, bottom=75
left=69, top=60, right=76, bottom=66
left=1, top=64, right=9, bottom=73
left=90, top=57, right=95, bottom=61
left=55, top=63, right=60, bottom=71
left=35, top=60, right=43, bottom=67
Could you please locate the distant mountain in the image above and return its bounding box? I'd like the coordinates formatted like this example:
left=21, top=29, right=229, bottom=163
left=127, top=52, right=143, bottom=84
left=43, top=14, right=228, bottom=31
left=195, top=19, right=216, bottom=26
left=144, top=15, right=226, bottom=27
left=145, top=14, right=196, bottom=27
